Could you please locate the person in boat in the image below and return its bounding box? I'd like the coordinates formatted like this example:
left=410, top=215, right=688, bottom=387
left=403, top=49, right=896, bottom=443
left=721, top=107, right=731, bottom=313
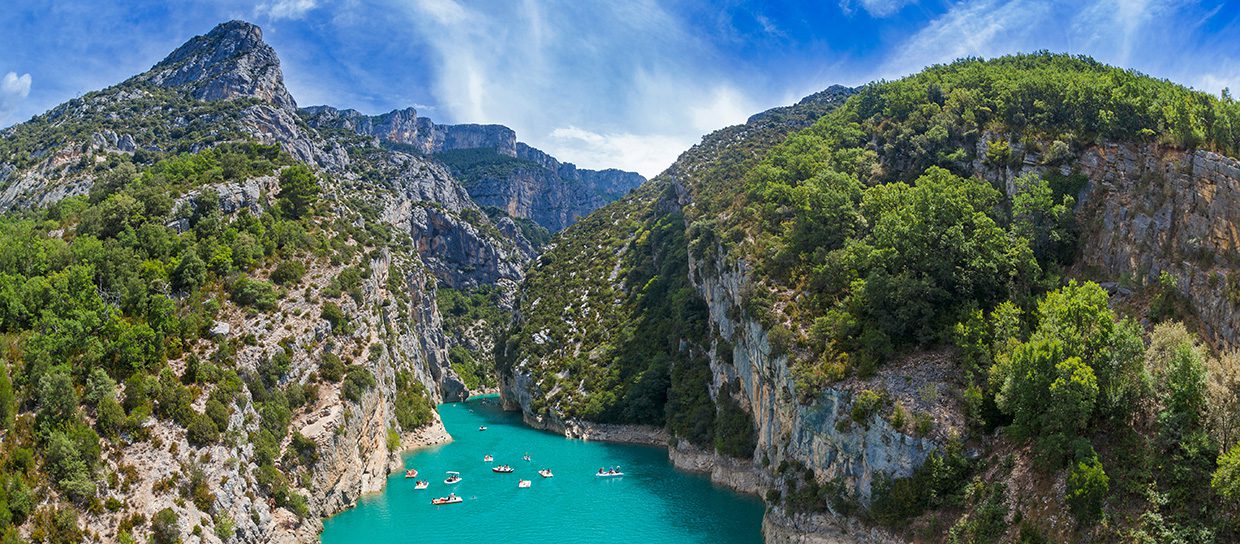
left=598, top=468, right=605, bottom=475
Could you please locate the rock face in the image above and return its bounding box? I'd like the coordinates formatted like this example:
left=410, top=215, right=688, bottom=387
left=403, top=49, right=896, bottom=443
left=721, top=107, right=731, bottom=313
left=0, top=18, right=554, bottom=544
left=139, top=20, right=297, bottom=111
left=970, top=135, right=1240, bottom=351
left=1074, top=144, right=1240, bottom=350
left=303, top=107, right=645, bottom=232
left=500, top=85, right=950, bottom=541
left=301, top=105, right=517, bottom=156
left=689, top=253, right=959, bottom=500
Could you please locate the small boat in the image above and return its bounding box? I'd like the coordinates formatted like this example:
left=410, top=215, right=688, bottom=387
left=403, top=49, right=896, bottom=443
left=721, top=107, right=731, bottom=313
left=522, top=454, right=531, bottom=462
left=479, top=426, right=488, bottom=431
left=414, top=481, right=429, bottom=490
left=431, top=495, right=463, bottom=505
left=518, top=480, right=532, bottom=488
left=595, top=467, right=624, bottom=478
left=492, top=465, right=514, bottom=473
left=538, top=469, right=554, bottom=478
left=404, top=468, right=418, bottom=478
left=483, top=455, right=493, bottom=462
left=444, top=471, right=462, bottom=484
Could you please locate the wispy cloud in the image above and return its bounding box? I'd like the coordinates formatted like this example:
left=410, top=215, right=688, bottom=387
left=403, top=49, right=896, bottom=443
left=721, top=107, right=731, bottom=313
left=873, top=0, right=1224, bottom=88
left=840, top=0, right=917, bottom=18
left=257, top=0, right=318, bottom=20
left=0, top=71, right=32, bottom=125
left=389, top=0, right=760, bottom=177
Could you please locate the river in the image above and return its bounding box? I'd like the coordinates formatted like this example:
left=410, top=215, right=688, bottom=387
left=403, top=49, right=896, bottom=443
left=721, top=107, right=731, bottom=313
left=320, top=395, right=765, bottom=543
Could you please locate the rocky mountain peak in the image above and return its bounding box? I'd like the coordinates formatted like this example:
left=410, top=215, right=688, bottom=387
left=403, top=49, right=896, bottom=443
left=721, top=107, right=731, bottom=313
left=138, top=20, right=296, bottom=110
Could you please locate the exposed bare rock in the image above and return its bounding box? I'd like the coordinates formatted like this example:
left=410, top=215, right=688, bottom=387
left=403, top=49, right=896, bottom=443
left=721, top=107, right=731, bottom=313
left=139, top=20, right=297, bottom=111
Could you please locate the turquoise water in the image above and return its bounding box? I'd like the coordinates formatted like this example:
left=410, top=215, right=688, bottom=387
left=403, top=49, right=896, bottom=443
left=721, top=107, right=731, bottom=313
left=320, top=395, right=765, bottom=543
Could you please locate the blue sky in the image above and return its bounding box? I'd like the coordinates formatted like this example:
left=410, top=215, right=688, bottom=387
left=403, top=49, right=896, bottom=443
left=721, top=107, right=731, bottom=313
left=2, top=0, right=1238, bottom=176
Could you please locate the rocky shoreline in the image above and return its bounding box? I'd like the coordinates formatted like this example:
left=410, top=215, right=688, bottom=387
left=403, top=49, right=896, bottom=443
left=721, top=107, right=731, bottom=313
left=504, top=411, right=907, bottom=544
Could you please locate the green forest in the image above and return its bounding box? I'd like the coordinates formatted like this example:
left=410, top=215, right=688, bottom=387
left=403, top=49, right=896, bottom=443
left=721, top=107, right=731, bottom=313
left=0, top=143, right=433, bottom=542
left=510, top=52, right=1240, bottom=541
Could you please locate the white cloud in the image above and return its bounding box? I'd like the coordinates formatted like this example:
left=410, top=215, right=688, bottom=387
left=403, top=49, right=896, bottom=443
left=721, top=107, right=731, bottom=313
left=0, top=71, right=32, bottom=125
left=258, top=0, right=318, bottom=20
left=874, top=0, right=1191, bottom=81
left=547, top=126, right=691, bottom=179
left=840, top=0, right=917, bottom=18
left=388, top=0, right=762, bottom=176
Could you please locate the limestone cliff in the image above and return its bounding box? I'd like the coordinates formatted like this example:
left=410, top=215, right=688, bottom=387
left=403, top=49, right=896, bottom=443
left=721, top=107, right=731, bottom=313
left=0, top=19, right=543, bottom=544
left=302, top=106, right=645, bottom=233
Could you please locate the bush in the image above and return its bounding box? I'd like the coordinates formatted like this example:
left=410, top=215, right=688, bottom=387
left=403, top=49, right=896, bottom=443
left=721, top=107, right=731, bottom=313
left=851, top=389, right=884, bottom=427
left=230, top=275, right=278, bottom=310
left=186, top=412, right=220, bottom=446
left=1212, top=444, right=1240, bottom=508
left=321, top=302, right=348, bottom=333
left=394, top=371, right=434, bottom=430
left=1066, top=453, right=1109, bottom=524
left=151, top=508, right=179, bottom=544
left=341, top=366, right=376, bottom=403
left=714, top=385, right=757, bottom=458
left=277, top=165, right=320, bottom=219
left=270, top=259, right=305, bottom=285
left=319, top=352, right=345, bottom=382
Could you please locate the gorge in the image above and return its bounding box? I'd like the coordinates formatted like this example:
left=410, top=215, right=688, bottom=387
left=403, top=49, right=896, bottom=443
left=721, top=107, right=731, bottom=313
left=0, top=16, right=1238, bottom=544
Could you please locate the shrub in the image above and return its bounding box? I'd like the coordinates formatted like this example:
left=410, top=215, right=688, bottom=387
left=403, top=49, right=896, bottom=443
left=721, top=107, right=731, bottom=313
left=321, top=302, right=348, bottom=333
left=851, top=389, right=884, bottom=427
left=394, top=371, right=434, bottom=430
left=277, top=164, right=320, bottom=219
left=230, top=276, right=278, bottom=310
left=186, top=412, right=220, bottom=446
left=1066, top=453, right=1109, bottom=524
left=342, top=367, right=376, bottom=403
left=270, top=259, right=305, bottom=285
left=151, top=508, right=179, bottom=544
left=319, top=353, right=345, bottom=382
left=714, top=386, right=757, bottom=458
left=1212, top=444, right=1240, bottom=508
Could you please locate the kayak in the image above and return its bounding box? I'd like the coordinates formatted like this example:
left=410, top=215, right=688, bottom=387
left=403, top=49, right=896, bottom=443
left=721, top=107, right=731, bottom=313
left=431, top=496, right=463, bottom=505
left=479, top=426, right=488, bottom=431
left=595, top=472, right=624, bottom=478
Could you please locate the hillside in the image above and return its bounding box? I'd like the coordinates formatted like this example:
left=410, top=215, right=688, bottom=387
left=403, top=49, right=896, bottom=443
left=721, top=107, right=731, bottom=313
left=0, top=19, right=643, bottom=544
left=300, top=106, right=645, bottom=236
left=501, top=54, right=1240, bottom=543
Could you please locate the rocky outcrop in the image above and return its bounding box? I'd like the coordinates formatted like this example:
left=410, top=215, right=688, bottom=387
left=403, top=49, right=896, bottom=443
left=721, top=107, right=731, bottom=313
left=689, top=247, right=958, bottom=502
left=303, top=107, right=645, bottom=233
left=1074, top=144, right=1240, bottom=350
left=139, top=20, right=297, bottom=110
left=762, top=509, right=902, bottom=544
left=667, top=441, right=769, bottom=495
left=972, top=135, right=1240, bottom=351
left=301, top=105, right=517, bottom=156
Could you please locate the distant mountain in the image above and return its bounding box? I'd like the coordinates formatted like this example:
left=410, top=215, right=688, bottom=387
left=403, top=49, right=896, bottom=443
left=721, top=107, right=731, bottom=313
left=302, top=105, right=645, bottom=234
left=0, top=19, right=611, bottom=543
